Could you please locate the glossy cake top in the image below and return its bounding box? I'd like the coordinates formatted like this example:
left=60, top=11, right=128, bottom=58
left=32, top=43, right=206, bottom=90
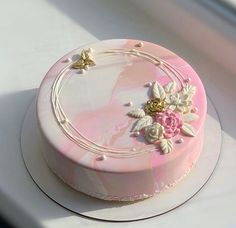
left=37, top=39, right=207, bottom=172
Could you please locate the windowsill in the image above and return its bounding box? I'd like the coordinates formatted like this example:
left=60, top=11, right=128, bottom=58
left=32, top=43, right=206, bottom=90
left=129, top=0, right=236, bottom=76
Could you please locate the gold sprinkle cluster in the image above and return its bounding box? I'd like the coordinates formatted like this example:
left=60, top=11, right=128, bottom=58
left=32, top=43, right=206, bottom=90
left=144, top=98, right=166, bottom=116
left=71, top=49, right=96, bottom=70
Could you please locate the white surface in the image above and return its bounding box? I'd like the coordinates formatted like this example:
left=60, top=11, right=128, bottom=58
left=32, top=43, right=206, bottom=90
left=0, top=0, right=236, bottom=227
left=21, top=97, right=221, bottom=221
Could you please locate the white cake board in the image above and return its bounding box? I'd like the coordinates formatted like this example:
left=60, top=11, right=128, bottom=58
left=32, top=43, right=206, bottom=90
left=20, top=96, right=222, bottom=222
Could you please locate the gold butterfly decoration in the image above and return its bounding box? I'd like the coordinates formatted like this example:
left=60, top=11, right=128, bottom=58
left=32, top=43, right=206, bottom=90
left=71, top=49, right=96, bottom=70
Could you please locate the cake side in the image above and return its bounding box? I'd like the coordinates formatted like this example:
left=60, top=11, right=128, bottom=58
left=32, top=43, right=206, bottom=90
left=38, top=123, right=204, bottom=201
left=37, top=39, right=207, bottom=201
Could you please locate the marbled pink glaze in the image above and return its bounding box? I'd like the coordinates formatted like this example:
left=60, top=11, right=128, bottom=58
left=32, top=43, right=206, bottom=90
left=37, top=39, right=207, bottom=201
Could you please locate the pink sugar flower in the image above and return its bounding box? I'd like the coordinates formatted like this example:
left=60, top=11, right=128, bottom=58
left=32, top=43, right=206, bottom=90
left=156, top=110, right=183, bottom=138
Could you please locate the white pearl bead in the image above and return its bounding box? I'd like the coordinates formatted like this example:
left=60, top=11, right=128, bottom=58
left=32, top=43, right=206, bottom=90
left=156, top=61, right=163, bottom=66
left=176, top=138, right=184, bottom=144
left=127, top=101, right=133, bottom=106
left=60, top=119, right=68, bottom=124
left=192, top=107, right=198, bottom=113
left=135, top=42, right=143, bottom=47
left=184, top=77, right=191, bottom=83
left=145, top=82, right=153, bottom=87
left=132, top=147, right=136, bottom=151
left=133, top=131, right=140, bottom=137
left=96, top=155, right=106, bottom=161
left=80, top=69, right=86, bottom=74
left=62, top=58, right=72, bottom=63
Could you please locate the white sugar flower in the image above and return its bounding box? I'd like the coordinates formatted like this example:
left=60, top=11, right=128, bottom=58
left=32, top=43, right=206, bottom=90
left=166, top=92, right=192, bottom=113
left=144, top=123, right=164, bottom=143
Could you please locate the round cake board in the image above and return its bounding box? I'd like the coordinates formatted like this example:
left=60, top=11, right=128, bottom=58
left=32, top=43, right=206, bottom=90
left=20, top=96, right=222, bottom=222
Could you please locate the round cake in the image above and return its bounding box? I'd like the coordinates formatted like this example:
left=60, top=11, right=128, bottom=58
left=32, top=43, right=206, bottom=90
left=37, top=39, right=207, bottom=201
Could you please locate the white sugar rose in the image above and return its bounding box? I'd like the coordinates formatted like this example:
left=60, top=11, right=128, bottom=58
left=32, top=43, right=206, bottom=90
left=144, top=123, right=164, bottom=143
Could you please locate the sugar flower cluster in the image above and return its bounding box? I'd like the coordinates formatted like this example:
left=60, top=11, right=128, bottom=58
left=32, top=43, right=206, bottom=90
left=128, top=81, right=198, bottom=154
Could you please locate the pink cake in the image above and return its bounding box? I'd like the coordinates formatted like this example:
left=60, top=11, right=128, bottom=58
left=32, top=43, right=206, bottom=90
left=37, top=39, right=207, bottom=201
